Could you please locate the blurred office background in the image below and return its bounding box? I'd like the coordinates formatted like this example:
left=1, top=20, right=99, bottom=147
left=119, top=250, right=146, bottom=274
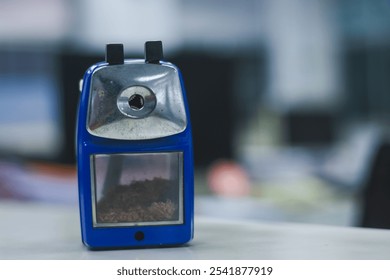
left=1, top=0, right=390, bottom=228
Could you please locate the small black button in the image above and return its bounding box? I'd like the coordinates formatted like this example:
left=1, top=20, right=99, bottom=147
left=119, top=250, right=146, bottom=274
left=134, top=231, right=144, bottom=241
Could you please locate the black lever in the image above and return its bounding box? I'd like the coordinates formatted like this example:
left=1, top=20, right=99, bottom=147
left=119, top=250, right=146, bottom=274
left=106, top=44, right=124, bottom=65
left=145, top=41, right=163, bottom=64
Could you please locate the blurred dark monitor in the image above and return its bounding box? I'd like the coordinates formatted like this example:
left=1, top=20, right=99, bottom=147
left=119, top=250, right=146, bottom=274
left=0, top=50, right=64, bottom=162
left=343, top=46, right=390, bottom=118
left=0, top=49, right=100, bottom=164
left=283, top=111, right=335, bottom=147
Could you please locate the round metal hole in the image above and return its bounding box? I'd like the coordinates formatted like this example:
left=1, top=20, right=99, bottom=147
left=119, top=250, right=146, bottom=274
left=117, top=86, right=156, bottom=118
left=128, top=94, right=144, bottom=110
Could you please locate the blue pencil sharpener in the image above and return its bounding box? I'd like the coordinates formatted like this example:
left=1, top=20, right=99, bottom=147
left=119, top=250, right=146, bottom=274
left=76, top=41, right=194, bottom=249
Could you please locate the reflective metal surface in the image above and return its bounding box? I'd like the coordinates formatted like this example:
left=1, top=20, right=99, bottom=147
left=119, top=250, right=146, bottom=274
left=87, top=60, right=187, bottom=140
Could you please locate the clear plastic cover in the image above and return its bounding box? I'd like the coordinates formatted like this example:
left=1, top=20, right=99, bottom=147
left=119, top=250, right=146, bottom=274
left=91, top=152, right=183, bottom=227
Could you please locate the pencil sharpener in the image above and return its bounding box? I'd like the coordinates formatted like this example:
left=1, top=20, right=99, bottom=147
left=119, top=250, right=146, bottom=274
left=76, top=41, right=194, bottom=249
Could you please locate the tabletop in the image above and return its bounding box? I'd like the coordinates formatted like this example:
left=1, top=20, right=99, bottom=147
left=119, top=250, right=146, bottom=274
left=0, top=200, right=389, bottom=260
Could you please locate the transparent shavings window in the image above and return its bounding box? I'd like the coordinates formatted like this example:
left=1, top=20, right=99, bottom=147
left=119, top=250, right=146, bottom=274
left=91, top=152, right=183, bottom=227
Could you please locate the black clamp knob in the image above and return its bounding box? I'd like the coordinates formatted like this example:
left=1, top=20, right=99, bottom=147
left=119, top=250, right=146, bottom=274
left=144, top=41, right=163, bottom=64
left=106, top=44, right=124, bottom=65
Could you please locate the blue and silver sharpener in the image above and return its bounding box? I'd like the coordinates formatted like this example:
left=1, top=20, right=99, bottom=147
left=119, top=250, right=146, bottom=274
left=76, top=41, right=194, bottom=249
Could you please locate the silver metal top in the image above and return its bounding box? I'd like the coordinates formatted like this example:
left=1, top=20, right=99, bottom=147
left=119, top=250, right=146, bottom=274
left=87, top=60, right=187, bottom=140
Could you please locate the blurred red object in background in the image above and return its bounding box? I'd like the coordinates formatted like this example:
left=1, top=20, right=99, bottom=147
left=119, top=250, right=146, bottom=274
left=207, top=160, right=251, bottom=197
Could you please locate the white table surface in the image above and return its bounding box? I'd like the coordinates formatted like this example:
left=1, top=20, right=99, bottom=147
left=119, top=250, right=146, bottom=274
left=0, top=201, right=389, bottom=260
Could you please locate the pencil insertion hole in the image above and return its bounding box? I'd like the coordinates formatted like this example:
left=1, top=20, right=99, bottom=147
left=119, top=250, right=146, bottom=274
left=117, top=86, right=156, bottom=118
left=128, top=94, right=144, bottom=110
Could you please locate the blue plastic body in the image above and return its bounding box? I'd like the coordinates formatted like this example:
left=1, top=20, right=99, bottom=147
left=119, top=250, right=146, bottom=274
left=76, top=61, right=194, bottom=249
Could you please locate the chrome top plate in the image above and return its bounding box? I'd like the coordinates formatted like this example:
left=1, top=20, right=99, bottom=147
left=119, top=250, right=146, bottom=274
left=87, top=60, right=187, bottom=140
